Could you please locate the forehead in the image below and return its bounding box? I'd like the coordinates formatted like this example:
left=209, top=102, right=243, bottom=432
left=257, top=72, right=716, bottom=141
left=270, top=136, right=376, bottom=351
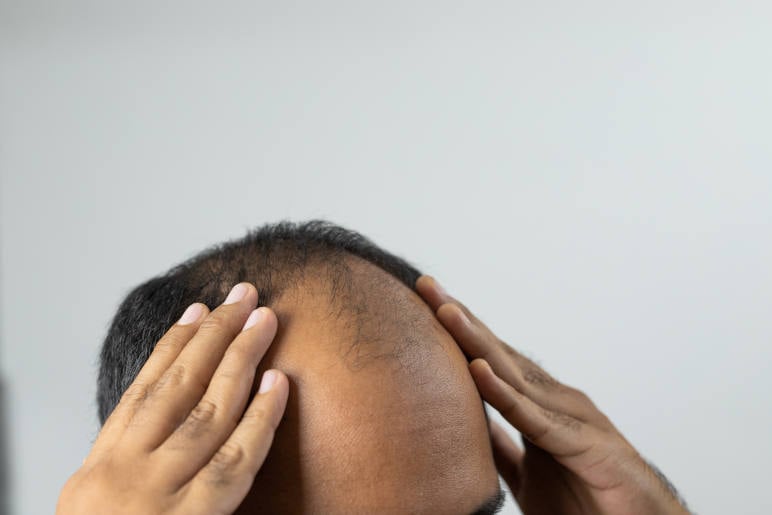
left=240, top=257, right=499, bottom=513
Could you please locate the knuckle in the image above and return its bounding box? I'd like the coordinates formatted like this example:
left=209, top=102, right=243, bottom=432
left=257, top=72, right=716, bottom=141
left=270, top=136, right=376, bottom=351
left=155, top=330, right=187, bottom=352
left=198, top=313, right=232, bottom=334
left=524, top=424, right=551, bottom=445
left=120, top=382, right=149, bottom=405
left=522, top=366, right=559, bottom=388
left=191, top=400, right=218, bottom=422
left=204, top=443, right=245, bottom=484
left=541, top=407, right=582, bottom=431
left=242, top=407, right=276, bottom=432
left=153, top=364, right=188, bottom=392
left=179, top=400, right=219, bottom=438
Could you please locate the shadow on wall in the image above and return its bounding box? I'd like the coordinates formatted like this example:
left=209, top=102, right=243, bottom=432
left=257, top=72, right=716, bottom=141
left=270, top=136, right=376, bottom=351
left=0, top=375, right=8, bottom=515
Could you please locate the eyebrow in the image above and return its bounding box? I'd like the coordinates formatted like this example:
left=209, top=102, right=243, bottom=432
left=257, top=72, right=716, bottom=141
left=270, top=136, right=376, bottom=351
left=469, top=485, right=506, bottom=515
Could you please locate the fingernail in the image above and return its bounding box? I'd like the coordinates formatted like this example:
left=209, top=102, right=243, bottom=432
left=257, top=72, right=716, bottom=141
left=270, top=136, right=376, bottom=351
left=178, top=303, right=204, bottom=325
left=242, top=308, right=263, bottom=331
left=224, top=283, right=249, bottom=305
left=258, top=370, right=278, bottom=394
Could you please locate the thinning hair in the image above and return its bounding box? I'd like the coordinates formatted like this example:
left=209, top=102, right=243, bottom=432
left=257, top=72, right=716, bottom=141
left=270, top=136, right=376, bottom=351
left=96, top=220, right=422, bottom=425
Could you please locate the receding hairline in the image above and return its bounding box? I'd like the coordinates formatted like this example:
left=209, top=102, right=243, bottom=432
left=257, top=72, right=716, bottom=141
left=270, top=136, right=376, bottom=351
left=97, top=220, right=424, bottom=424
left=267, top=252, right=444, bottom=374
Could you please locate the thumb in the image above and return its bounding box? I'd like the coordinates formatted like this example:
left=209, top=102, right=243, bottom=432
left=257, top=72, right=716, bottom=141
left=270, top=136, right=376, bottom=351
left=488, top=419, right=524, bottom=497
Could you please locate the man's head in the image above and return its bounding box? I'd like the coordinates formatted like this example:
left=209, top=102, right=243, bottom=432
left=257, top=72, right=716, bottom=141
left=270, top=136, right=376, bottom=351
left=97, top=220, right=502, bottom=514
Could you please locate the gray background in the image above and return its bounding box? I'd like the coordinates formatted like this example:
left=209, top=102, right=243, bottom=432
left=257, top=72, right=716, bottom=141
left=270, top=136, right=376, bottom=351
left=2, top=1, right=771, bottom=514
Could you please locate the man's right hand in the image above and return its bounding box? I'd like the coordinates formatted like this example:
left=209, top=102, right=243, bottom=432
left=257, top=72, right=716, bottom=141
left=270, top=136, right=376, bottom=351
left=56, top=283, right=289, bottom=515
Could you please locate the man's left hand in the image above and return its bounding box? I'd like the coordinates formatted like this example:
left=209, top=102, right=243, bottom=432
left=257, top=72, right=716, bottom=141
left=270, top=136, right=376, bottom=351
left=416, top=275, right=690, bottom=515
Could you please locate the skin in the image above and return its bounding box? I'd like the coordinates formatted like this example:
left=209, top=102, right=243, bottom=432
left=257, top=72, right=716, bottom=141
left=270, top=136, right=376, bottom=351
left=56, top=282, right=290, bottom=515
left=58, top=266, right=690, bottom=514
left=415, top=275, right=691, bottom=515
left=57, top=263, right=501, bottom=514
left=235, top=258, right=501, bottom=513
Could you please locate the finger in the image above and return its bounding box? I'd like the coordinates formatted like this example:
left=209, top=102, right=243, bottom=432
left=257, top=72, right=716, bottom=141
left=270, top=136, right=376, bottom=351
left=153, top=307, right=279, bottom=486
left=442, top=303, right=586, bottom=413
left=127, top=282, right=259, bottom=450
left=181, top=369, right=289, bottom=515
left=417, top=276, right=540, bottom=368
left=470, top=359, right=598, bottom=460
left=417, top=275, right=543, bottom=379
left=474, top=360, right=625, bottom=490
left=417, top=275, right=536, bottom=374
left=488, top=420, right=524, bottom=497
left=418, top=275, right=601, bottom=422
left=416, top=275, right=486, bottom=326
left=415, top=275, right=448, bottom=312
left=89, top=302, right=210, bottom=462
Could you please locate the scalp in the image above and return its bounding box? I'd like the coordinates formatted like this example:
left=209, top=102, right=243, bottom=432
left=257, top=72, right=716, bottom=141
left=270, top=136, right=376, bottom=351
left=97, top=220, right=423, bottom=425
left=266, top=253, right=444, bottom=375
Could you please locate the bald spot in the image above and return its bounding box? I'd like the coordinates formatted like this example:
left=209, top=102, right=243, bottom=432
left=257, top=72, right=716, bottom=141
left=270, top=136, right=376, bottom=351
left=235, top=255, right=499, bottom=514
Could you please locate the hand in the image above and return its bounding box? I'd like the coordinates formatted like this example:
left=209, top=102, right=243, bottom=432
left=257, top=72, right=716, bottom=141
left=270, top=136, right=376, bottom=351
left=57, top=283, right=289, bottom=515
left=416, top=276, right=690, bottom=515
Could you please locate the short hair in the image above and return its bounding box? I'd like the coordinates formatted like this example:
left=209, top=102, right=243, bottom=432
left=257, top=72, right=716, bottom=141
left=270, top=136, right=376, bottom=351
left=96, top=219, right=423, bottom=425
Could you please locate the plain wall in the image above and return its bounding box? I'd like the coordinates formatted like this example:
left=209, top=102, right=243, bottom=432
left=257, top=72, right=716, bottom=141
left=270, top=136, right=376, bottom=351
left=2, top=1, right=771, bottom=514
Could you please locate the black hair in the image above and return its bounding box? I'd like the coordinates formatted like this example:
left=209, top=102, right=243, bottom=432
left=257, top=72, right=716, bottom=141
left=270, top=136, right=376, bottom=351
left=96, top=219, right=422, bottom=425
